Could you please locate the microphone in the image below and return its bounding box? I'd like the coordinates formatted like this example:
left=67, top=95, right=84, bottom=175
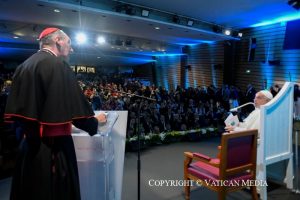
left=230, top=102, right=255, bottom=112
left=103, top=87, right=156, bottom=101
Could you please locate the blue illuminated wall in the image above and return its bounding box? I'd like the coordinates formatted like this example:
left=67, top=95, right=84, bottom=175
left=153, top=42, right=225, bottom=90
left=234, top=22, right=300, bottom=91
left=187, top=43, right=224, bottom=88
left=155, top=56, right=181, bottom=91
left=154, top=22, right=300, bottom=92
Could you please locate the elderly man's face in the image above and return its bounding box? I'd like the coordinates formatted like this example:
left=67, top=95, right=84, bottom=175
left=254, top=92, right=269, bottom=108
left=56, top=33, right=73, bottom=59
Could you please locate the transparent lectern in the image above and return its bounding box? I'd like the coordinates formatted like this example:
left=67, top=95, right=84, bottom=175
left=72, top=111, right=127, bottom=200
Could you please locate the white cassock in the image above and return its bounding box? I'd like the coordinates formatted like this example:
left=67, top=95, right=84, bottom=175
left=233, top=108, right=261, bottom=137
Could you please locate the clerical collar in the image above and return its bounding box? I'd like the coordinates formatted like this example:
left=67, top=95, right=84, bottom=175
left=40, top=48, right=57, bottom=57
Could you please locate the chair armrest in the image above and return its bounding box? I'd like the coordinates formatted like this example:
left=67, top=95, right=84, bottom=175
left=184, top=152, right=193, bottom=158
left=185, top=152, right=219, bottom=167
left=193, top=153, right=211, bottom=161
left=193, top=153, right=220, bottom=167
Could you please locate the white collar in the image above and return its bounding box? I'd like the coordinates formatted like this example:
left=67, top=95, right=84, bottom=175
left=40, top=48, right=57, bottom=57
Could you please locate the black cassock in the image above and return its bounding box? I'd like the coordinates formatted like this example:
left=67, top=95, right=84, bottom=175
left=5, top=50, right=98, bottom=200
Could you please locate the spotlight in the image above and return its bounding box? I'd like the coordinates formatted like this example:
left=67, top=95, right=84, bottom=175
left=76, top=33, right=87, bottom=44
left=232, top=31, right=242, bottom=38
left=187, top=20, right=194, bottom=26
left=141, top=9, right=149, bottom=17
left=97, top=36, right=105, bottom=44
left=224, top=29, right=231, bottom=36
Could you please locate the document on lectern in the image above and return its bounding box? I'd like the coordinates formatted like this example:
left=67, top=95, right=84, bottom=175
left=224, top=113, right=239, bottom=127
left=72, top=111, right=119, bottom=136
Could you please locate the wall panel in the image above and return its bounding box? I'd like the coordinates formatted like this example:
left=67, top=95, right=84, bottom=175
left=235, top=23, right=300, bottom=91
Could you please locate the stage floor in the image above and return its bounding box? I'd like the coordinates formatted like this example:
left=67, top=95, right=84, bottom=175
left=1, top=138, right=300, bottom=200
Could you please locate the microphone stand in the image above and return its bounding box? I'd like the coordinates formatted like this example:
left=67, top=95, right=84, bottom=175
left=229, top=102, right=255, bottom=112
left=104, top=88, right=156, bottom=101
left=103, top=87, right=155, bottom=200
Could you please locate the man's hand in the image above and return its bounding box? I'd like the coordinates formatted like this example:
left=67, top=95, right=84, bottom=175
left=225, top=125, right=235, bottom=132
left=95, top=113, right=107, bottom=123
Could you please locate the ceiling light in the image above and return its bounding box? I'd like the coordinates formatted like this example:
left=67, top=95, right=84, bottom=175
left=232, top=31, right=242, bottom=38
left=97, top=36, right=106, bottom=44
left=13, top=36, right=19, bottom=39
left=187, top=20, right=194, bottom=26
left=13, top=31, right=24, bottom=36
left=141, top=9, right=149, bottom=17
left=155, top=27, right=160, bottom=30
left=97, top=56, right=101, bottom=59
left=224, top=29, right=231, bottom=35
left=54, top=9, right=60, bottom=13
left=75, top=33, right=87, bottom=44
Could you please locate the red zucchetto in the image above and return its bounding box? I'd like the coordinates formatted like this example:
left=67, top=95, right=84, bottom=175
left=39, top=27, right=59, bottom=40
